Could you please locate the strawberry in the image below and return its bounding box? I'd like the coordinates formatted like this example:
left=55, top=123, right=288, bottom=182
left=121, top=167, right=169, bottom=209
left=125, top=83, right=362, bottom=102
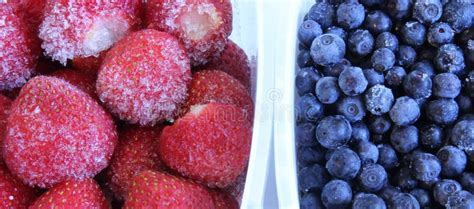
left=72, top=51, right=107, bottom=75
left=3, top=76, right=117, bottom=188
left=50, top=69, right=97, bottom=99
left=209, top=189, right=239, bottom=209
left=159, top=103, right=252, bottom=188
left=0, top=94, right=11, bottom=162
left=123, top=170, right=215, bottom=209
left=145, top=0, right=233, bottom=66
left=29, top=178, right=109, bottom=209
left=96, top=29, right=191, bottom=126
left=9, top=0, right=47, bottom=30
left=0, top=164, right=37, bottom=209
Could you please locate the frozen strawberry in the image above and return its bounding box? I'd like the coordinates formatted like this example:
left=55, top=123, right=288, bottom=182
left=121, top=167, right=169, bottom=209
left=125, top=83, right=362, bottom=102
left=0, top=164, right=37, bottom=209
left=105, top=125, right=164, bottom=200
left=39, top=0, right=143, bottom=64
left=72, top=51, right=107, bottom=75
left=29, top=178, right=109, bottom=209
left=209, top=189, right=239, bottom=209
left=50, top=69, right=97, bottom=99
left=159, top=103, right=252, bottom=188
left=96, top=29, right=191, bottom=126
left=0, top=3, right=39, bottom=90
left=186, top=70, right=254, bottom=120
left=123, top=170, right=215, bottom=209
left=0, top=94, right=11, bottom=162
left=145, top=0, right=233, bottom=66
left=9, top=0, right=47, bottom=30
left=3, top=76, right=118, bottom=188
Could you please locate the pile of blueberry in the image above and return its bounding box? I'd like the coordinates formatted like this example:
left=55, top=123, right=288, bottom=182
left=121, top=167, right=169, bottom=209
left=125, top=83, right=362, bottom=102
left=295, top=0, right=474, bottom=208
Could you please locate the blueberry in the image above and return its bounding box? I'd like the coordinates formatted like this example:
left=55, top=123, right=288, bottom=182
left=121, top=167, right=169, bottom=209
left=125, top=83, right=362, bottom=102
left=298, top=164, right=330, bottom=193
left=410, top=152, right=441, bottom=182
left=296, top=93, right=324, bottom=123
left=369, top=115, right=392, bottom=134
left=348, top=29, right=375, bottom=57
left=377, top=144, right=399, bottom=169
left=459, top=114, right=474, bottom=123
left=358, top=163, right=387, bottom=192
left=308, top=1, right=335, bottom=29
left=446, top=190, right=474, bottom=209
left=323, top=58, right=351, bottom=77
left=390, top=96, right=420, bottom=126
left=365, top=84, right=394, bottom=115
left=321, top=180, right=352, bottom=209
left=396, top=166, right=418, bottom=190
left=311, top=34, right=346, bottom=66
left=467, top=71, right=474, bottom=98
left=296, top=67, right=323, bottom=96
left=386, top=0, right=412, bottom=20
left=371, top=134, right=387, bottom=144
left=375, top=32, right=399, bottom=52
left=336, top=96, right=366, bottom=122
left=461, top=173, right=474, bottom=194
left=315, top=76, right=341, bottom=104
left=385, top=66, right=406, bottom=87
left=451, top=120, right=474, bottom=154
left=403, top=70, right=432, bottom=99
left=411, top=61, right=435, bottom=77
left=338, top=67, right=368, bottom=96
left=352, top=193, right=386, bottom=209
left=298, top=20, right=323, bottom=47
left=457, top=94, right=473, bottom=113
left=364, top=10, right=392, bottom=35
left=379, top=186, right=402, bottom=202
left=296, top=123, right=317, bottom=147
left=316, top=115, right=352, bottom=149
left=336, top=1, right=365, bottom=30
left=326, top=147, right=361, bottom=180
left=400, top=21, right=426, bottom=47
left=351, top=121, right=370, bottom=144
left=300, top=192, right=323, bottom=209
left=426, top=98, right=459, bottom=125
left=441, top=2, right=474, bottom=33
left=298, top=145, right=326, bottom=166
left=371, top=48, right=396, bottom=72
left=409, top=189, right=432, bottom=208
left=387, top=193, right=420, bottom=209
left=437, top=145, right=467, bottom=177
left=419, top=124, right=444, bottom=150
left=297, top=50, right=313, bottom=68
left=390, top=125, right=419, bottom=153
left=433, top=73, right=461, bottom=98
left=466, top=40, right=474, bottom=64
left=433, top=179, right=462, bottom=205
left=396, top=45, right=417, bottom=67
left=325, top=26, right=347, bottom=42
left=363, top=69, right=385, bottom=87
left=356, top=141, right=379, bottom=165
left=427, top=22, right=454, bottom=47
left=412, top=0, right=443, bottom=24
left=435, top=44, right=466, bottom=75
left=359, top=0, right=385, bottom=7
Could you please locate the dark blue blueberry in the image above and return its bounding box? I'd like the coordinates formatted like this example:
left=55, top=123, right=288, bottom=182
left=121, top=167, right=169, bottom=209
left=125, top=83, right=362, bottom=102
left=437, top=145, right=467, bottom=177
left=298, top=145, right=326, bottom=167
left=311, top=34, right=346, bottom=66
left=369, top=115, right=392, bottom=134
left=400, top=21, right=426, bottom=47
left=396, top=45, right=417, bottom=67
left=396, top=166, right=418, bottom=190
left=348, top=29, right=374, bottom=57
left=363, top=69, right=385, bottom=87
left=403, top=70, right=432, bottom=99
left=433, top=179, right=462, bottom=205
left=336, top=96, right=366, bottom=122
left=433, top=73, right=461, bottom=98
left=326, top=147, right=361, bottom=180
left=441, top=2, right=474, bottom=33
left=364, top=84, right=394, bottom=115
left=389, top=96, right=420, bottom=126
left=321, top=180, right=352, bottom=209
left=411, top=60, right=435, bottom=77
left=352, top=193, right=387, bottom=209
left=419, top=124, right=444, bottom=150
left=387, top=193, right=420, bottom=209
left=364, top=10, right=392, bottom=35
left=377, top=144, right=399, bottom=169
left=385, top=66, right=406, bottom=87
left=296, top=67, right=323, bottom=96
left=457, top=94, right=473, bottom=113
left=410, top=152, right=441, bottom=182
left=300, top=192, right=323, bottom=209
left=467, top=71, right=474, bottom=98
left=356, top=141, right=379, bottom=165
left=371, top=134, right=387, bottom=144
left=325, top=26, right=347, bottom=42
left=298, top=20, right=323, bottom=47
left=308, top=1, right=335, bottom=29
left=412, top=0, right=443, bottom=24
left=379, top=186, right=402, bottom=202
left=296, top=93, right=324, bottom=123
left=358, top=163, right=387, bottom=192
left=297, top=50, right=313, bottom=68
left=458, top=114, right=474, bottom=123
left=426, top=98, right=459, bottom=125
left=375, top=32, right=399, bottom=52
left=351, top=121, right=370, bottom=144
left=386, top=0, right=412, bottom=20
left=451, top=120, right=474, bottom=155
left=466, top=40, right=474, bottom=64
left=427, top=22, right=454, bottom=47
left=409, top=189, right=432, bottom=208
left=371, top=48, right=395, bottom=72
left=298, top=164, right=330, bottom=193
left=338, top=67, right=368, bottom=96
left=461, top=173, right=474, bottom=194
left=323, top=58, right=351, bottom=77
left=316, top=115, right=352, bottom=149
left=446, top=190, right=474, bottom=209
left=435, top=44, right=466, bottom=75
left=359, top=0, right=385, bottom=7
left=296, top=123, right=317, bottom=146
left=315, top=76, right=341, bottom=104
left=336, top=1, right=365, bottom=30
left=390, top=125, right=419, bottom=153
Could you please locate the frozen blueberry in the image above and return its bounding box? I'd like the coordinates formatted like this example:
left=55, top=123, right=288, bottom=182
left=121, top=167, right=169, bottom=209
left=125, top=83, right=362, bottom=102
left=411, top=61, right=435, bottom=77
left=456, top=94, right=472, bottom=113
left=316, top=115, right=352, bottom=149
left=385, top=66, right=406, bottom=87
left=467, top=71, right=474, bottom=98
left=298, top=145, right=326, bottom=166
left=308, top=1, right=335, bottom=29
left=321, top=180, right=352, bottom=209
left=358, top=163, right=387, bottom=192
left=352, top=193, right=386, bottom=209
left=323, top=58, right=351, bottom=77
left=375, top=32, right=399, bottom=52
left=390, top=96, right=420, bottom=126
left=299, top=164, right=330, bottom=193
left=297, top=50, right=313, bottom=68
left=296, top=123, right=317, bottom=147
left=326, top=147, right=361, bottom=180
left=298, top=20, right=323, bottom=47
left=336, top=1, right=365, bottom=30
left=365, top=85, right=394, bottom=115
left=403, top=70, right=432, bottom=99
left=315, top=77, right=341, bottom=104
left=351, top=121, right=370, bottom=144
left=433, top=73, right=461, bottom=98
left=311, top=34, right=346, bottom=66
left=359, top=0, right=385, bottom=7
left=419, top=124, right=444, bottom=150
left=387, top=193, right=420, bottom=209
left=461, top=173, right=474, bottom=194
left=296, top=67, right=323, bottom=96
left=427, top=22, right=454, bottom=47
left=348, top=29, right=375, bottom=57
left=437, top=145, right=467, bottom=177
left=451, top=120, right=474, bottom=154
left=400, top=21, right=426, bottom=47
left=396, top=45, right=417, bottom=67
left=364, top=10, right=392, bottom=35
left=396, top=166, right=418, bottom=190
left=466, top=40, right=474, bottom=64
left=369, top=115, right=392, bottom=134
left=434, top=44, right=465, bottom=75
left=338, top=67, right=368, bottom=96
left=296, top=93, right=324, bottom=123
left=390, top=125, right=419, bottom=153
left=371, top=48, right=396, bottom=72
left=446, top=190, right=474, bottom=209
left=426, top=98, right=459, bottom=125
left=386, top=0, right=412, bottom=20
left=410, top=152, right=441, bottom=182
left=377, top=144, right=399, bottom=169
left=325, top=26, right=347, bottom=42
left=412, top=0, right=443, bottom=24
left=336, top=96, right=366, bottom=122
left=363, top=69, right=385, bottom=87
left=356, top=141, right=379, bottom=165
left=441, top=2, right=474, bottom=33
left=300, top=192, right=323, bottom=209
left=409, top=189, right=432, bottom=208
left=433, top=179, right=462, bottom=205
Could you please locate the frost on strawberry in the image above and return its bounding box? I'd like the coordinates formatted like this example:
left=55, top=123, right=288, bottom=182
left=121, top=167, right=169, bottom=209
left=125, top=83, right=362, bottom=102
left=50, top=69, right=97, bottom=99
left=0, top=94, right=11, bottom=163
left=0, top=164, right=37, bottom=209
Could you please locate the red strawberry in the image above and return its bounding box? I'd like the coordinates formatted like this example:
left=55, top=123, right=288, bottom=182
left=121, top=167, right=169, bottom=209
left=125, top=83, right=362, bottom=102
left=29, top=178, right=109, bottom=209
left=0, top=164, right=37, bottom=209
left=123, top=170, right=215, bottom=209
left=105, top=125, right=164, bottom=200
left=9, top=0, right=47, bottom=30
left=145, top=0, right=233, bottom=66
left=39, top=0, right=143, bottom=64
left=159, top=103, right=252, bottom=188
left=209, top=189, right=239, bottom=209
left=3, top=76, right=117, bottom=188
left=50, top=69, right=97, bottom=99
left=0, top=94, right=11, bottom=162
left=72, top=51, right=107, bottom=75
left=96, top=29, right=191, bottom=126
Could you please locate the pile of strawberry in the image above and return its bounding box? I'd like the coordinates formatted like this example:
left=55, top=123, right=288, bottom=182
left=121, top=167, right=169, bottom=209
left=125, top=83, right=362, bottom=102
left=0, top=0, right=254, bottom=208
